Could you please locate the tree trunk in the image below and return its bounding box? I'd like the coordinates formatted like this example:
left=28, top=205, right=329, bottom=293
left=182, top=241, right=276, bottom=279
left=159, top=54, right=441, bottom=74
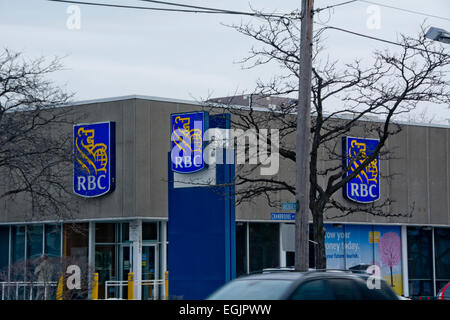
left=390, top=266, right=394, bottom=287
left=313, top=210, right=327, bottom=270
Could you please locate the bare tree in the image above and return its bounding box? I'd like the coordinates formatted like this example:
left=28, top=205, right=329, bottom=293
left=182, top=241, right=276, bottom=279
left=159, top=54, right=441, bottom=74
left=205, top=16, right=450, bottom=269
left=0, top=49, right=75, bottom=221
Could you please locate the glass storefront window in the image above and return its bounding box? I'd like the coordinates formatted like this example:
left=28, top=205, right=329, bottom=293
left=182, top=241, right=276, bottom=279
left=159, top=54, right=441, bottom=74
left=121, top=223, right=129, bottom=242
left=27, top=225, right=43, bottom=261
left=45, top=224, right=61, bottom=258
left=409, top=280, right=434, bottom=297
left=5, top=225, right=61, bottom=283
left=235, top=222, right=247, bottom=277
left=95, top=245, right=116, bottom=299
left=11, top=226, right=26, bottom=281
left=141, top=245, right=157, bottom=300
left=63, top=223, right=89, bottom=299
left=143, top=222, right=157, bottom=241
left=435, top=228, right=450, bottom=293
left=94, top=222, right=132, bottom=299
left=96, top=223, right=116, bottom=243
left=407, top=227, right=433, bottom=297
left=63, top=223, right=89, bottom=262
left=12, top=226, right=25, bottom=264
left=286, top=251, right=295, bottom=267
left=249, top=223, right=279, bottom=272
left=0, top=226, right=9, bottom=279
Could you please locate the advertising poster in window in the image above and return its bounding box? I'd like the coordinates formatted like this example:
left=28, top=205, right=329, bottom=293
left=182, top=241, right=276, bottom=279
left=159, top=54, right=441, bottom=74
left=324, top=224, right=345, bottom=270
left=324, top=224, right=403, bottom=295
left=374, top=225, right=403, bottom=295
left=345, top=224, right=374, bottom=272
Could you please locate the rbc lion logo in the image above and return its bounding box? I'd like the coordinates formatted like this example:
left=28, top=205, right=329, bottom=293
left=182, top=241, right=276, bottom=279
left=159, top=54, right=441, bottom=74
left=343, top=137, right=380, bottom=203
left=73, top=122, right=115, bottom=197
left=171, top=112, right=208, bottom=174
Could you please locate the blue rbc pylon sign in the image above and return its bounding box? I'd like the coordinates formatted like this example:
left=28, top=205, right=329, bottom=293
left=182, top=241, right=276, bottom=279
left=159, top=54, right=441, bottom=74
left=168, top=113, right=235, bottom=300
left=343, top=136, right=380, bottom=203
left=170, top=111, right=208, bottom=174
left=73, top=121, right=116, bottom=197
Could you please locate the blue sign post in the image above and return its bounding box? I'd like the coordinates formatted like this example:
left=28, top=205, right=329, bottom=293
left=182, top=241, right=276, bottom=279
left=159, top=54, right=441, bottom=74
left=342, top=136, right=380, bottom=203
left=171, top=111, right=208, bottom=174
left=282, top=202, right=297, bottom=211
left=271, top=213, right=296, bottom=221
left=73, top=121, right=116, bottom=198
left=168, top=113, right=235, bottom=300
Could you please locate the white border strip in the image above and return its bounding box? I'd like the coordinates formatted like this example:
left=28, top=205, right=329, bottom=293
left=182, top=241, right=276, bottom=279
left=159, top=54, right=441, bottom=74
left=62, top=95, right=449, bottom=129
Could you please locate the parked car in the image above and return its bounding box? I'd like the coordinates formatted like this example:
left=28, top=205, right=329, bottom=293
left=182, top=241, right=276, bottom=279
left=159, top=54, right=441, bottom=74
left=348, top=264, right=372, bottom=273
left=436, top=282, right=450, bottom=300
left=207, top=270, right=400, bottom=300
left=349, top=272, right=409, bottom=300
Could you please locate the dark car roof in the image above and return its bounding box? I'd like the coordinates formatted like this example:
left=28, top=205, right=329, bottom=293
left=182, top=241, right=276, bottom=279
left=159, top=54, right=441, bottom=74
left=235, top=270, right=368, bottom=281
left=235, top=271, right=305, bottom=281
left=208, top=269, right=400, bottom=300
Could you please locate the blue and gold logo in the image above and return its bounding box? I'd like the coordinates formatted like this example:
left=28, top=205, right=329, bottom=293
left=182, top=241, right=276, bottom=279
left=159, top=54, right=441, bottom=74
left=343, top=136, right=380, bottom=203
left=171, top=112, right=208, bottom=174
left=73, top=122, right=115, bottom=197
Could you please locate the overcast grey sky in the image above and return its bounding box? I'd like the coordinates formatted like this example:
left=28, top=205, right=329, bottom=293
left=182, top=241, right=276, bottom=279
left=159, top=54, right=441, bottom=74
left=0, top=0, right=449, bottom=123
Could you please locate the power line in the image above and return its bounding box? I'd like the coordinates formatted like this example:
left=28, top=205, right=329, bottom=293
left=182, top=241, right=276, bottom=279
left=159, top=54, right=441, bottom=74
left=47, top=0, right=293, bottom=18
left=315, top=22, right=450, bottom=58
left=47, top=0, right=220, bottom=13
left=47, top=0, right=449, bottom=57
left=314, top=0, right=450, bottom=22
left=137, top=0, right=289, bottom=18
left=314, top=0, right=357, bottom=13
left=358, top=0, right=450, bottom=22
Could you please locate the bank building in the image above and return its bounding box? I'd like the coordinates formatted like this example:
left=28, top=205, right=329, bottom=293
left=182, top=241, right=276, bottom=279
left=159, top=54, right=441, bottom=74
left=0, top=95, right=448, bottom=300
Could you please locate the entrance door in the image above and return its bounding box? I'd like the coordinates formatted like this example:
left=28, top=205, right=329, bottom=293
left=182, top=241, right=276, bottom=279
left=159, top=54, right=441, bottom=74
left=141, top=245, right=158, bottom=300
left=95, top=245, right=117, bottom=299
left=120, top=244, right=132, bottom=299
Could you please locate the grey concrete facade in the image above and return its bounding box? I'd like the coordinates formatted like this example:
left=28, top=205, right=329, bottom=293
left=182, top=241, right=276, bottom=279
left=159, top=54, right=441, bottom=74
left=0, top=95, right=448, bottom=227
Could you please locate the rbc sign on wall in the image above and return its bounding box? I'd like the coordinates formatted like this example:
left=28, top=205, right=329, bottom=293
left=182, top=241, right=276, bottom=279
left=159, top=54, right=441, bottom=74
left=73, top=122, right=116, bottom=197
left=171, top=111, right=208, bottom=173
left=343, top=136, right=380, bottom=203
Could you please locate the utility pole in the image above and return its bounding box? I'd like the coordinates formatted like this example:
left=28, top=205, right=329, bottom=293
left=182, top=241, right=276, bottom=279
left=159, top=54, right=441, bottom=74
left=295, top=0, right=314, bottom=272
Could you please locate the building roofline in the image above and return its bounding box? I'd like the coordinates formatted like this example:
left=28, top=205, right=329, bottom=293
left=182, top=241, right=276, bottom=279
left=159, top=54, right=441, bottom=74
left=65, top=94, right=201, bottom=107
left=67, top=95, right=449, bottom=129
left=207, top=101, right=450, bottom=129
left=324, top=112, right=450, bottom=129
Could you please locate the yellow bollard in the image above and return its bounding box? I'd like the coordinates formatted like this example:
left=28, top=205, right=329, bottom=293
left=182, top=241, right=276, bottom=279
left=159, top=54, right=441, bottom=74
left=128, top=273, right=134, bottom=300
left=56, top=275, right=64, bottom=300
left=91, top=273, right=99, bottom=300
left=165, top=271, right=169, bottom=300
